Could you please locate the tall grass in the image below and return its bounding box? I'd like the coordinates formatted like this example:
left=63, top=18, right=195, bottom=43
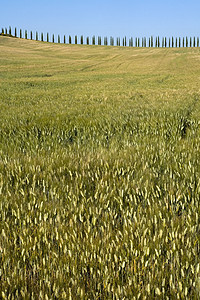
left=0, top=36, right=200, bottom=299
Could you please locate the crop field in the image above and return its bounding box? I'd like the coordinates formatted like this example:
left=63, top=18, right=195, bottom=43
left=0, top=36, right=200, bottom=299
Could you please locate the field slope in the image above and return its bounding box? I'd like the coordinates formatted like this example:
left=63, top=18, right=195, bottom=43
left=0, top=36, right=200, bottom=299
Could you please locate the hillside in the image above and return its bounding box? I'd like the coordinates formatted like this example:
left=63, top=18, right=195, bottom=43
left=0, top=36, right=200, bottom=299
left=1, top=36, right=200, bottom=122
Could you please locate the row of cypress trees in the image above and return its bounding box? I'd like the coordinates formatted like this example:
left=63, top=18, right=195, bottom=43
left=1, top=27, right=200, bottom=48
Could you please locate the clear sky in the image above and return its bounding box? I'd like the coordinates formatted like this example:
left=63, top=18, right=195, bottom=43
left=1, top=0, right=200, bottom=40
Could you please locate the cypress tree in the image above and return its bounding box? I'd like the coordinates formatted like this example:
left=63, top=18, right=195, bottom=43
left=25, top=30, right=28, bottom=39
left=190, top=37, right=192, bottom=47
left=69, top=35, right=71, bottom=44
left=9, top=26, right=11, bottom=36
left=124, top=36, right=127, bottom=46
left=179, top=37, right=181, bottom=47
left=36, top=31, right=38, bottom=41
left=138, top=38, right=140, bottom=47
left=118, top=37, right=120, bottom=46
left=186, top=37, right=188, bottom=47
left=142, top=38, right=144, bottom=47
left=104, top=37, right=107, bottom=46
left=155, top=37, right=158, bottom=47
left=86, top=37, right=89, bottom=45
left=183, top=37, right=185, bottom=47
left=193, top=37, right=195, bottom=47
left=52, top=34, right=54, bottom=43
left=92, top=36, right=95, bottom=45
left=81, top=35, right=83, bottom=44
left=110, top=37, right=114, bottom=46
left=2, top=28, right=4, bottom=34
left=41, top=32, right=43, bottom=41
left=20, top=29, right=22, bottom=38
left=169, top=38, right=171, bottom=48
left=175, top=37, right=178, bottom=47
left=130, top=37, right=133, bottom=47
left=197, top=37, right=199, bottom=47
left=165, top=37, right=167, bottom=48
left=123, top=38, right=125, bottom=47
left=30, top=31, right=33, bottom=40
left=5, top=28, right=7, bottom=34
left=57, top=35, right=60, bottom=43
left=151, top=36, right=153, bottom=47
left=15, top=27, right=17, bottom=37
left=47, top=33, right=49, bottom=42
left=172, top=37, right=174, bottom=47
left=148, top=37, right=151, bottom=47
left=75, top=35, right=77, bottom=44
left=98, top=36, right=101, bottom=45
left=63, top=35, right=66, bottom=44
left=162, top=37, right=164, bottom=47
left=158, top=36, right=160, bottom=47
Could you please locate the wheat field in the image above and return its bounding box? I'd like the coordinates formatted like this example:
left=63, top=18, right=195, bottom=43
left=0, top=36, right=200, bottom=299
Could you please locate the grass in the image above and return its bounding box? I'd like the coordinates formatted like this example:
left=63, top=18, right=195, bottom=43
left=0, top=36, right=200, bottom=299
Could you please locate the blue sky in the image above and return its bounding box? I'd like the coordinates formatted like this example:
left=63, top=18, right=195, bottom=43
left=1, top=0, right=200, bottom=40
